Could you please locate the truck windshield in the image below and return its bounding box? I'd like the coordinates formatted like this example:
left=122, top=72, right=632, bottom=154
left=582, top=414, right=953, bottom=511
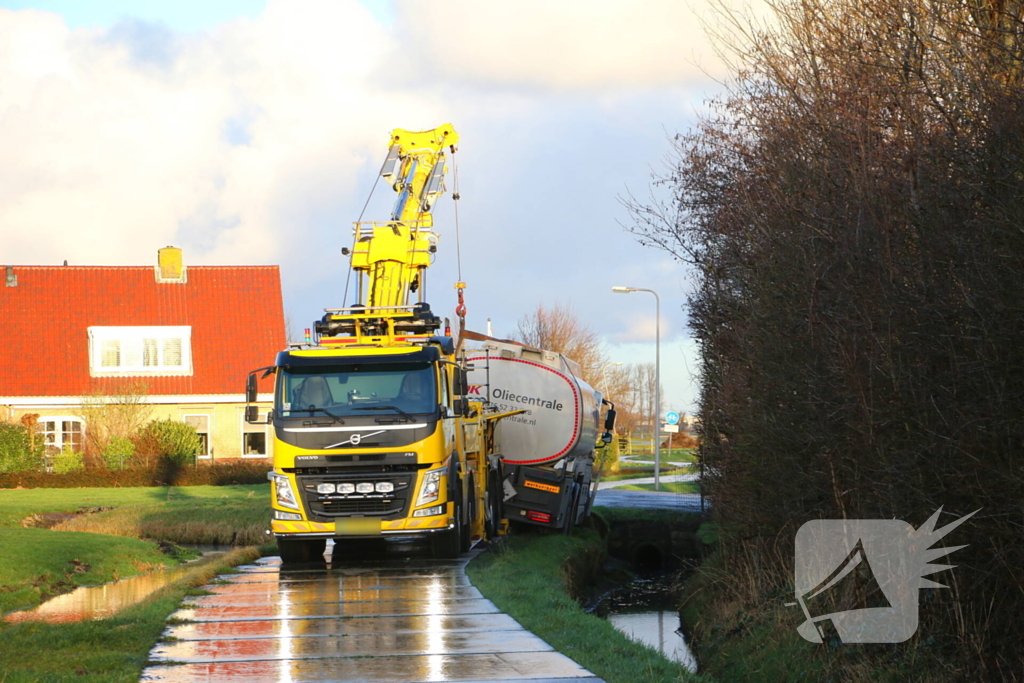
left=277, top=362, right=436, bottom=418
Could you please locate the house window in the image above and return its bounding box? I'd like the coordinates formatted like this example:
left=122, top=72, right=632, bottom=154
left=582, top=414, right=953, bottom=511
left=38, top=418, right=84, bottom=455
left=88, top=326, right=192, bottom=376
left=184, top=415, right=211, bottom=458
left=242, top=412, right=268, bottom=458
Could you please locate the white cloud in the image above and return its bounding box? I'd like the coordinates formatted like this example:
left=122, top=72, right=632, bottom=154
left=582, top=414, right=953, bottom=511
left=0, top=1, right=449, bottom=267
left=393, top=0, right=729, bottom=91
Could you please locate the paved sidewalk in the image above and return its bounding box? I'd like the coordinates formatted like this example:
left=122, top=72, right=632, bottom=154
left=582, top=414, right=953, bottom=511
left=141, top=550, right=605, bottom=683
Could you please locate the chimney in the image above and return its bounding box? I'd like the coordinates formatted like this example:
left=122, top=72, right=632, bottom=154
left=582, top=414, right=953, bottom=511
left=5, top=266, right=16, bottom=287
left=156, top=246, right=187, bottom=283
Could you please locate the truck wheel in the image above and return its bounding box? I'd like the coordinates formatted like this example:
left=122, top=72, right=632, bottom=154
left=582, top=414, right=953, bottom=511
left=430, top=503, right=462, bottom=559
left=485, top=467, right=503, bottom=539
left=563, top=483, right=580, bottom=536
left=459, top=478, right=473, bottom=552
left=278, top=538, right=326, bottom=565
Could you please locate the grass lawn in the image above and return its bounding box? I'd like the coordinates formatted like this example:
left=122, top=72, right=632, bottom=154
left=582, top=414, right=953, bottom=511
left=0, top=485, right=269, bottom=614
left=0, top=547, right=260, bottom=683
left=602, top=465, right=693, bottom=482
left=468, top=528, right=709, bottom=683
left=0, top=485, right=270, bottom=681
left=620, top=481, right=700, bottom=494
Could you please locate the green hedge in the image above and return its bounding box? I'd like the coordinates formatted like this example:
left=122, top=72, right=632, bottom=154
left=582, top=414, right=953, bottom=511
left=0, top=460, right=270, bottom=489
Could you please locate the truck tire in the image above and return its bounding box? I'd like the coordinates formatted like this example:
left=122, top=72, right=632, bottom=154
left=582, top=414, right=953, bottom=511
left=278, top=538, right=326, bottom=565
left=562, top=482, right=580, bottom=536
left=459, top=477, right=473, bottom=553
left=430, top=501, right=462, bottom=559
left=485, top=466, right=503, bottom=540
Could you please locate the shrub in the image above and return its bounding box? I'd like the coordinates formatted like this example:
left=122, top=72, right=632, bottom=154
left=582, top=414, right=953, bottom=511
left=0, top=422, right=42, bottom=473
left=135, top=419, right=201, bottom=466
left=0, top=461, right=270, bottom=488
left=102, top=435, right=136, bottom=469
left=51, top=446, right=84, bottom=474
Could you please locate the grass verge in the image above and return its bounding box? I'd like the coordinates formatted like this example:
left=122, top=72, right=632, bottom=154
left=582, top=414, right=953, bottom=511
left=467, top=530, right=710, bottom=683
left=0, top=546, right=260, bottom=683
left=601, top=466, right=693, bottom=482
left=0, top=485, right=269, bottom=613
left=620, top=481, right=700, bottom=494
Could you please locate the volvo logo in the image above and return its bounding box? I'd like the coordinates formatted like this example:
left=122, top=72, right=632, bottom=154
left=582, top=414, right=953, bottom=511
left=325, top=430, right=385, bottom=449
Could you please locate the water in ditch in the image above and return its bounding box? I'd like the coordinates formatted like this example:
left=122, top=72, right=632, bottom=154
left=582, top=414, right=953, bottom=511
left=3, top=546, right=227, bottom=624
left=593, top=573, right=698, bottom=672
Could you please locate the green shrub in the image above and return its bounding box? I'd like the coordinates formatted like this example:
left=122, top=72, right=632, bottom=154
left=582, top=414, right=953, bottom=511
left=136, top=419, right=201, bottom=465
left=51, top=446, right=84, bottom=474
left=0, top=422, right=42, bottom=473
left=102, top=435, right=136, bottom=469
left=0, top=461, right=270, bottom=488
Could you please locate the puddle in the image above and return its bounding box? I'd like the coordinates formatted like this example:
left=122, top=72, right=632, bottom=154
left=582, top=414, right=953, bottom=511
left=4, top=548, right=226, bottom=624
left=593, top=573, right=697, bottom=672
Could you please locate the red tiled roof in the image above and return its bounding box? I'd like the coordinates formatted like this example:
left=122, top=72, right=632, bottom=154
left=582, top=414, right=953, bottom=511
left=0, top=266, right=285, bottom=397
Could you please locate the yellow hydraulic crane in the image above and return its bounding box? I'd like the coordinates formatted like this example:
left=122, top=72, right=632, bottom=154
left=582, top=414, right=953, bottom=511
left=344, top=124, right=460, bottom=319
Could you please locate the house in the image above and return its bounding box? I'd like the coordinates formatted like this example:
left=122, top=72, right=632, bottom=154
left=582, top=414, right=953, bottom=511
left=0, top=247, right=286, bottom=461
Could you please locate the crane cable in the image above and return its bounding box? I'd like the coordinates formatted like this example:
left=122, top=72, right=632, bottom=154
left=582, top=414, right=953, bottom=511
left=452, top=147, right=467, bottom=357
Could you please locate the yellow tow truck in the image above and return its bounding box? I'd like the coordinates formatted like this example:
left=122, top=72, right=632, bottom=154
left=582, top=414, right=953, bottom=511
left=246, top=125, right=501, bottom=562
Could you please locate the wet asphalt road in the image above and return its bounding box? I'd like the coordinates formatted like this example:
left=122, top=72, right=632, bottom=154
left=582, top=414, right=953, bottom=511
left=140, top=541, right=604, bottom=683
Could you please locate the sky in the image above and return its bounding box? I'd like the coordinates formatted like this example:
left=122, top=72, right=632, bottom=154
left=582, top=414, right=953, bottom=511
left=0, top=0, right=748, bottom=416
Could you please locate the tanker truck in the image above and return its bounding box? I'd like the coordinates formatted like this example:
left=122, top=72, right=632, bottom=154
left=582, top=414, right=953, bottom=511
left=464, top=334, right=615, bottom=535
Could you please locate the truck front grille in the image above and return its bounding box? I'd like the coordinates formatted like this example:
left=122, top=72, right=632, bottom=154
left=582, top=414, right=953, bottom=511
left=298, top=472, right=413, bottom=521
left=314, top=499, right=403, bottom=515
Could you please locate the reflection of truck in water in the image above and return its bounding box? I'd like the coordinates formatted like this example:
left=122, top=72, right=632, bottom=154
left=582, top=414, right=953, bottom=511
left=247, top=124, right=613, bottom=563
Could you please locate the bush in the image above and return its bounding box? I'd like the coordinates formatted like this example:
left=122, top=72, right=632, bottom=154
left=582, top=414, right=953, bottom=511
left=0, top=422, right=42, bottom=473
left=0, top=461, right=270, bottom=488
left=51, top=446, right=84, bottom=474
left=135, top=419, right=201, bottom=466
left=102, top=435, right=136, bottom=469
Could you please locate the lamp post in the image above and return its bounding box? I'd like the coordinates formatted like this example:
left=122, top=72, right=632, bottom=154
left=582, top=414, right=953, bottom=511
left=599, top=361, right=623, bottom=390
left=612, top=286, right=661, bottom=491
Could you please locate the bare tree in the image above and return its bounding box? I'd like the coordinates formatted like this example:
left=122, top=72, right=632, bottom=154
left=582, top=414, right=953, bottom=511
left=512, top=302, right=609, bottom=385
left=76, top=381, right=153, bottom=467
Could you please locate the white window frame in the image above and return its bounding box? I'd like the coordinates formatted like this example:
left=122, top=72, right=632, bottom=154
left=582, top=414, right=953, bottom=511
left=240, top=410, right=269, bottom=459
left=87, top=326, right=193, bottom=377
left=183, top=414, right=212, bottom=459
left=37, top=416, right=85, bottom=454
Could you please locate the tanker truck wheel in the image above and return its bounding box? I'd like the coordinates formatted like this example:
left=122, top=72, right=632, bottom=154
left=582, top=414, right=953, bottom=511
left=278, top=538, right=326, bottom=565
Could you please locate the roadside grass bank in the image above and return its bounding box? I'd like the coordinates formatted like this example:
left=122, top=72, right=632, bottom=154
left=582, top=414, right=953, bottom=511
left=620, top=481, right=700, bottom=494
left=0, top=546, right=260, bottom=683
left=601, top=465, right=693, bottom=483
left=467, top=526, right=710, bottom=683
left=0, top=485, right=269, bottom=613
left=620, top=448, right=697, bottom=465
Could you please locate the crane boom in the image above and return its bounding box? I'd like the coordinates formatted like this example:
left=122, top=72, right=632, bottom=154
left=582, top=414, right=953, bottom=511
left=350, top=124, right=459, bottom=311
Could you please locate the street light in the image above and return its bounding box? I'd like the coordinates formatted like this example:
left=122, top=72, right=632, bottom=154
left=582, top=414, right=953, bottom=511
left=612, top=286, right=661, bottom=491
left=599, top=361, right=623, bottom=389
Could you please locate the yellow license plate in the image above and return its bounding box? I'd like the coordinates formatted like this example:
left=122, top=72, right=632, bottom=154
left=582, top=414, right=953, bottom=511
left=335, top=518, right=382, bottom=536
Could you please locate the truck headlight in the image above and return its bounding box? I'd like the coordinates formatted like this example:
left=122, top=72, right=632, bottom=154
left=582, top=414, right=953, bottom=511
left=375, top=482, right=394, bottom=493
left=316, top=483, right=336, bottom=494
left=356, top=482, right=374, bottom=494
left=416, top=469, right=443, bottom=507
left=270, top=473, right=299, bottom=510
left=337, top=483, right=355, bottom=494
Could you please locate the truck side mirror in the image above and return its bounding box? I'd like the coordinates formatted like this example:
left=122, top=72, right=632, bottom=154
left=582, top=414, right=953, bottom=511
left=246, top=373, right=258, bottom=404
left=601, top=431, right=613, bottom=444
left=453, top=367, right=468, bottom=396
left=604, top=408, right=617, bottom=431
left=453, top=398, right=471, bottom=418
left=245, top=405, right=259, bottom=423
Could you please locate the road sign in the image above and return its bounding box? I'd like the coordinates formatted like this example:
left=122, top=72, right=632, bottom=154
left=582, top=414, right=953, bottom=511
left=662, top=424, right=680, bottom=433
left=665, top=411, right=680, bottom=425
